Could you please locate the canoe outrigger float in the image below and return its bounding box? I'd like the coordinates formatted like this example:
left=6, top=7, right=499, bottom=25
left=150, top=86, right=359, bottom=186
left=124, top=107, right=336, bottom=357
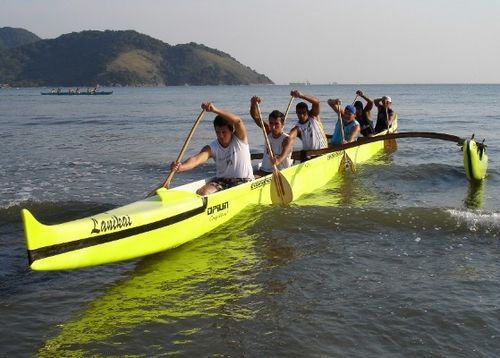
left=21, top=119, right=488, bottom=271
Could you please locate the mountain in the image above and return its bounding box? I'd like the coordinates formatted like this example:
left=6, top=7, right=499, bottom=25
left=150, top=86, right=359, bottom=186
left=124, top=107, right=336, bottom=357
left=0, top=29, right=273, bottom=86
left=0, top=27, right=41, bottom=49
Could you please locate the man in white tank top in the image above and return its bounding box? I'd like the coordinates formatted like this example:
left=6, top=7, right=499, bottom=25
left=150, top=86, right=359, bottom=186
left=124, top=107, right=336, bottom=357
left=170, top=102, right=254, bottom=196
left=286, top=90, right=328, bottom=154
left=249, top=96, right=293, bottom=177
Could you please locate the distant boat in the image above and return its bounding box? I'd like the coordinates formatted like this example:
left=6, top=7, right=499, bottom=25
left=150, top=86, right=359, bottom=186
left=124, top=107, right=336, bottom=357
left=289, top=81, right=311, bottom=86
left=41, top=91, right=113, bottom=96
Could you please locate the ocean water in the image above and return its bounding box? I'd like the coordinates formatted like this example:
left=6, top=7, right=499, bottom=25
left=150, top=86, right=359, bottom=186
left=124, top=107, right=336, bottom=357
left=1, top=84, right=499, bottom=357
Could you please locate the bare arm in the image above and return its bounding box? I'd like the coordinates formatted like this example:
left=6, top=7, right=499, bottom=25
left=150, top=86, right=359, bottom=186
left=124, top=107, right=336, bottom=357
left=346, top=124, right=360, bottom=143
left=327, top=98, right=343, bottom=116
left=291, top=90, right=320, bottom=117
left=250, top=96, right=270, bottom=134
left=280, top=130, right=297, bottom=163
left=388, top=111, right=396, bottom=127
left=274, top=136, right=294, bottom=166
left=202, top=102, right=249, bottom=143
left=171, top=145, right=211, bottom=172
left=356, top=90, right=374, bottom=114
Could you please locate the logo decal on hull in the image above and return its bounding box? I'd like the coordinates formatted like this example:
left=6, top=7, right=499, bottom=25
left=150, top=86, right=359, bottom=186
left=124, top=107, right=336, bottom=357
left=91, top=215, right=132, bottom=234
left=207, top=201, right=229, bottom=215
left=251, top=177, right=271, bottom=190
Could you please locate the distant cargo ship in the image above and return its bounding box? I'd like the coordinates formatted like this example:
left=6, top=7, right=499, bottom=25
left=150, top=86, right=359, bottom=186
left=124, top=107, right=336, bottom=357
left=289, top=81, right=339, bottom=86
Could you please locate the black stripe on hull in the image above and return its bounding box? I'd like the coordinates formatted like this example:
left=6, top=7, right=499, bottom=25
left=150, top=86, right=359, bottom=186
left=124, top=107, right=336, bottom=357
left=466, top=140, right=474, bottom=180
left=28, top=198, right=208, bottom=264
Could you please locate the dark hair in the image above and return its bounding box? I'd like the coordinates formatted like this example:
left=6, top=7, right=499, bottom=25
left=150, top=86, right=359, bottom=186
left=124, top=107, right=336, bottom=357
left=354, top=101, right=363, bottom=111
left=213, top=115, right=234, bottom=131
left=295, top=102, right=309, bottom=112
left=269, top=110, right=285, bottom=124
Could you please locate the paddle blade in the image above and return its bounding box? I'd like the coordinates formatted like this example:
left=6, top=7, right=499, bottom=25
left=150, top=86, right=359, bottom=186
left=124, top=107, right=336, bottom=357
left=339, top=152, right=356, bottom=173
left=384, top=138, right=398, bottom=152
left=270, top=171, right=293, bottom=205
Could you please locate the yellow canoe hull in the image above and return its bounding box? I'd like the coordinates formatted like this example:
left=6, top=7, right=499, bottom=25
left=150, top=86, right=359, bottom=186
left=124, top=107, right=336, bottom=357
left=22, top=127, right=396, bottom=271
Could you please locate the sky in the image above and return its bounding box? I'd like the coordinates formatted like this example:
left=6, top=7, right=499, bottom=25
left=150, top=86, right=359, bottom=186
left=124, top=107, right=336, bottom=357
left=1, top=0, right=499, bottom=84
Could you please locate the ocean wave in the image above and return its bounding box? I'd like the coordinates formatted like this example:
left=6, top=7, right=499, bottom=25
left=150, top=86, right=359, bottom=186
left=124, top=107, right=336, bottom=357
left=447, top=209, right=500, bottom=232
left=285, top=204, right=500, bottom=238
left=0, top=200, right=116, bottom=224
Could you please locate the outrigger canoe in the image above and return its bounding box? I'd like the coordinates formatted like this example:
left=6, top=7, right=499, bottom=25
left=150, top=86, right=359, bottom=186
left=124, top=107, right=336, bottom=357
left=21, top=119, right=488, bottom=271
left=21, top=120, right=398, bottom=271
left=41, top=91, right=113, bottom=95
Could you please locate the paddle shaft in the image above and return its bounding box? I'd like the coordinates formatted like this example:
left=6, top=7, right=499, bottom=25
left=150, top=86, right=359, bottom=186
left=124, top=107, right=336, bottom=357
left=256, top=103, right=290, bottom=204
left=338, top=107, right=345, bottom=143
left=161, top=109, right=206, bottom=189
left=256, top=103, right=279, bottom=171
left=283, top=96, right=294, bottom=122
left=386, top=106, right=390, bottom=131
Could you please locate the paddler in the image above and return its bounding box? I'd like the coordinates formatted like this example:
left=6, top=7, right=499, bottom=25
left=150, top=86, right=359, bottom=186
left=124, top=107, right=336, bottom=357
left=374, top=95, right=396, bottom=133
left=249, top=96, right=293, bottom=177
left=170, top=102, right=254, bottom=196
left=353, top=89, right=375, bottom=137
left=327, top=99, right=361, bottom=145
left=286, top=90, right=329, bottom=151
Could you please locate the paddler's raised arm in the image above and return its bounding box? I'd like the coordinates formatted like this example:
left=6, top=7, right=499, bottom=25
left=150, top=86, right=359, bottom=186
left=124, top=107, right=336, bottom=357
left=202, top=101, right=249, bottom=144
left=291, top=90, right=320, bottom=117
left=250, top=96, right=270, bottom=134
left=327, top=98, right=343, bottom=115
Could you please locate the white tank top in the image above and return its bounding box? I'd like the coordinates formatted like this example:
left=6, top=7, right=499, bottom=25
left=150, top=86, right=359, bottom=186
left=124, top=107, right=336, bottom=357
left=261, top=133, right=293, bottom=172
left=209, top=136, right=254, bottom=179
left=294, top=116, right=328, bottom=150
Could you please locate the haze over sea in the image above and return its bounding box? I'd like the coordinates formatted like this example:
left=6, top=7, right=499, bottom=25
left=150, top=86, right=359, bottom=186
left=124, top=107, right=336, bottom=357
left=1, top=84, right=499, bottom=357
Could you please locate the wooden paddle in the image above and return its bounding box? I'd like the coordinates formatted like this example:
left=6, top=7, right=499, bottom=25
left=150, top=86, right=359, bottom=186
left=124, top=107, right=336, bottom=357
left=337, top=105, right=345, bottom=143
left=337, top=104, right=356, bottom=173
left=256, top=103, right=293, bottom=205
left=147, top=109, right=206, bottom=197
left=385, top=104, right=390, bottom=131
left=283, top=96, right=294, bottom=122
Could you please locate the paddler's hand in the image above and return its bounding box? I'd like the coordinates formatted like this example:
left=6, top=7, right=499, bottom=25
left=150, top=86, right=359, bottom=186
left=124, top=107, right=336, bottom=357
left=170, top=161, right=182, bottom=173
left=328, top=98, right=341, bottom=110
left=251, top=96, right=261, bottom=105
left=290, top=90, right=302, bottom=98
left=356, top=90, right=364, bottom=96
left=201, top=102, right=216, bottom=112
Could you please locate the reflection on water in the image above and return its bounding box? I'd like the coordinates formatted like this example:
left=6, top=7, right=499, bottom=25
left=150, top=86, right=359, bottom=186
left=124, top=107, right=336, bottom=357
left=464, top=180, right=485, bottom=209
left=297, top=151, right=392, bottom=208
left=38, top=209, right=264, bottom=356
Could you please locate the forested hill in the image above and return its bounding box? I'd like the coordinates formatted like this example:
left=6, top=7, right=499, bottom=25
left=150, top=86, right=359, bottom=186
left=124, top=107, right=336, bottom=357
left=0, top=27, right=41, bottom=49
left=0, top=29, right=273, bottom=86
